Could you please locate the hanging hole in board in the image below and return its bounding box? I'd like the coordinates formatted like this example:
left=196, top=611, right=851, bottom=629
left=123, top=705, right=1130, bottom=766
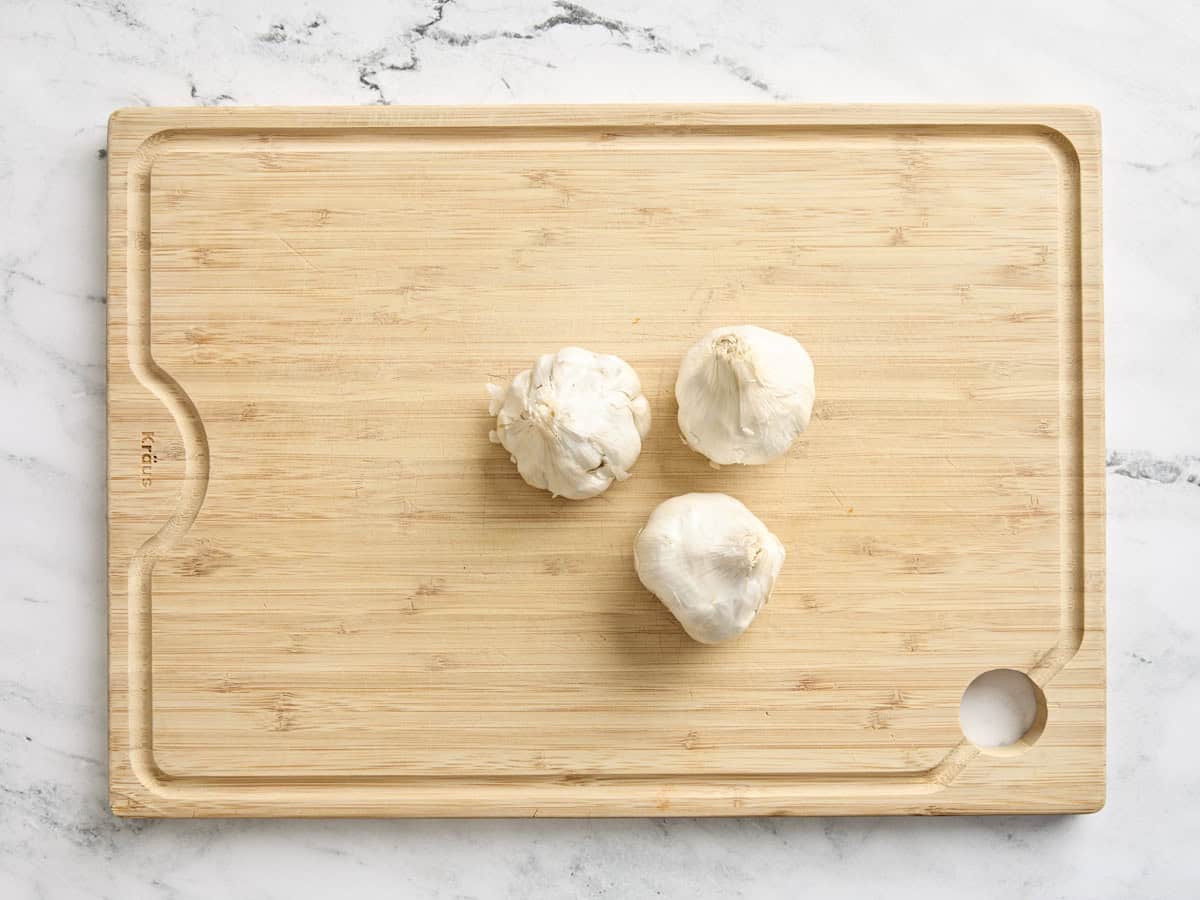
left=958, top=668, right=1047, bottom=756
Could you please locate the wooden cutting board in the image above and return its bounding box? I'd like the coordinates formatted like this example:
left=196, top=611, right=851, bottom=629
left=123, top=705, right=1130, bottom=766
left=107, top=105, right=1104, bottom=817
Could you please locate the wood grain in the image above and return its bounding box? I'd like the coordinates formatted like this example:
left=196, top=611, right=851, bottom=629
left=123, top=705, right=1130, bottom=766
left=107, top=105, right=1104, bottom=817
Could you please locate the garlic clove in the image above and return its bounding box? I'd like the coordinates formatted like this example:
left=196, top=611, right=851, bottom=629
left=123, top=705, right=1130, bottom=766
left=488, top=347, right=651, bottom=500
left=634, top=493, right=786, bottom=644
left=675, top=325, right=815, bottom=466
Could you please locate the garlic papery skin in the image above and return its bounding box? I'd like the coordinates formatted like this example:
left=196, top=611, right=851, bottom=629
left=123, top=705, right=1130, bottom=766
left=675, top=325, right=815, bottom=466
left=634, top=493, right=786, bottom=644
left=488, top=347, right=651, bottom=500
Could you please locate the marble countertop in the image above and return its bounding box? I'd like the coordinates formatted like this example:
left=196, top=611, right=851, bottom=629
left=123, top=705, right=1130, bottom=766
left=2, top=0, right=1198, bottom=896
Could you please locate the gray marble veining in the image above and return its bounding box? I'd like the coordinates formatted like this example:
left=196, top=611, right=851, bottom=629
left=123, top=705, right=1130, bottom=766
left=2, top=1, right=1199, bottom=897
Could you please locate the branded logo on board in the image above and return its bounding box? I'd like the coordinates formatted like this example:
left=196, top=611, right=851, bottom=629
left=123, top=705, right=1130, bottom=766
left=139, top=432, right=157, bottom=487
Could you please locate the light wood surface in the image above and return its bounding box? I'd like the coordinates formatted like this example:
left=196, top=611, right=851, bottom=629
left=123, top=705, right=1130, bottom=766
left=107, top=105, right=1104, bottom=817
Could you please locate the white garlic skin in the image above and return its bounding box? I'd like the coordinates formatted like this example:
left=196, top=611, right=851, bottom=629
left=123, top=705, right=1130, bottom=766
left=488, top=347, right=651, bottom=500
left=675, top=325, right=815, bottom=466
left=634, top=493, right=786, bottom=644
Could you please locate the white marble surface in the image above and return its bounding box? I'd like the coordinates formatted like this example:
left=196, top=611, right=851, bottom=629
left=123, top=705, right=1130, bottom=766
left=2, top=0, right=1198, bottom=896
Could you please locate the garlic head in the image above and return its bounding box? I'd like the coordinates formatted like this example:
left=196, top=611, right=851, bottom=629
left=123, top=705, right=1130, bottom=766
left=488, top=347, right=651, bottom=500
left=675, top=325, right=815, bottom=466
left=634, top=493, right=785, bottom=643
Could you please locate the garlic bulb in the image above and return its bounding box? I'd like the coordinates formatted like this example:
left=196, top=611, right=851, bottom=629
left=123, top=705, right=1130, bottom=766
left=488, top=347, right=651, bottom=500
left=634, top=493, right=785, bottom=644
left=675, top=325, right=815, bottom=466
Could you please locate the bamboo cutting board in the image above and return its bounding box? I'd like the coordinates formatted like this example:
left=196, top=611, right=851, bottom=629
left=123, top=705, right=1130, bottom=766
left=107, top=105, right=1104, bottom=817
